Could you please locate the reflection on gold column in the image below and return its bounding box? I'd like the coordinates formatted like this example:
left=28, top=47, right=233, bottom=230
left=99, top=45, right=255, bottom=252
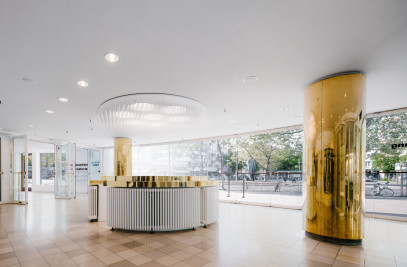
left=303, top=72, right=365, bottom=244
left=114, top=138, right=132, bottom=176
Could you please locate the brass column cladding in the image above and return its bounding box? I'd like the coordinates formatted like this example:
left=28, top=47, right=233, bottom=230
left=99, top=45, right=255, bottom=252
left=303, top=72, right=366, bottom=244
left=114, top=138, right=132, bottom=176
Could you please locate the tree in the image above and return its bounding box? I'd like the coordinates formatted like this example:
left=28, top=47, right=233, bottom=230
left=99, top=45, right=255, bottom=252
left=366, top=112, right=407, bottom=171
left=372, top=153, right=400, bottom=172
left=237, top=130, right=302, bottom=175
left=217, top=138, right=244, bottom=173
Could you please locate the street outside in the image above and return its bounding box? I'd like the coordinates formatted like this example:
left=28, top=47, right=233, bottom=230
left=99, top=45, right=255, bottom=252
left=218, top=180, right=407, bottom=216
left=219, top=180, right=407, bottom=197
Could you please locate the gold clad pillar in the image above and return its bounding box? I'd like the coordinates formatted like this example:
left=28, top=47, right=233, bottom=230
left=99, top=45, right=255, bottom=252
left=114, top=138, right=132, bottom=176
left=303, top=72, right=365, bottom=245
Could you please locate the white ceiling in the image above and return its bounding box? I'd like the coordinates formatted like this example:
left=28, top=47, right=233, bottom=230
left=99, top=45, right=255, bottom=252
left=1, top=0, right=407, bottom=147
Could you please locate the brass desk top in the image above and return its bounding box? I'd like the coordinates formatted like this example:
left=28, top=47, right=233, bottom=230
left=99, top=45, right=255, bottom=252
left=89, top=175, right=218, bottom=188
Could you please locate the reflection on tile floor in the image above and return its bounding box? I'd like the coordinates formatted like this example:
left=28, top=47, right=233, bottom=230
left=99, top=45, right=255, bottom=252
left=1, top=192, right=407, bottom=267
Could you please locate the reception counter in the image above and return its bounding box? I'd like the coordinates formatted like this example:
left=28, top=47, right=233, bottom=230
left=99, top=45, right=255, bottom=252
left=89, top=175, right=219, bottom=232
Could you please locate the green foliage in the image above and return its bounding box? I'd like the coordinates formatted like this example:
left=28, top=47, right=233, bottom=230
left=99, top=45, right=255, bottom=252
left=40, top=153, right=55, bottom=167
left=372, top=153, right=400, bottom=172
left=218, top=139, right=245, bottom=172
left=366, top=113, right=407, bottom=155
left=367, top=112, right=407, bottom=171
left=235, top=130, right=302, bottom=173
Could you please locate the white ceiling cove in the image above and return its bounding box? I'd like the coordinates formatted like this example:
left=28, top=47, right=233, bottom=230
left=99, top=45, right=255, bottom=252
left=1, top=0, right=407, bottom=147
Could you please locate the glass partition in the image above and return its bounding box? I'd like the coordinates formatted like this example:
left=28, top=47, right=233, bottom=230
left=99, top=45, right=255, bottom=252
left=76, top=149, right=88, bottom=193
left=89, top=149, right=101, bottom=180
left=55, top=143, right=76, bottom=198
left=13, top=136, right=28, bottom=203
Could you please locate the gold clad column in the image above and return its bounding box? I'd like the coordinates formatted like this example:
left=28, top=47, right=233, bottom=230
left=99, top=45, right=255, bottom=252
left=114, top=138, right=132, bottom=176
left=303, top=72, right=365, bottom=245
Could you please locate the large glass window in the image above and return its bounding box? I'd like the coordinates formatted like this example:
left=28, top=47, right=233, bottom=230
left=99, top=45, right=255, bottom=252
left=102, top=129, right=304, bottom=207
left=40, top=153, right=55, bottom=185
left=365, top=111, right=407, bottom=217
left=100, top=111, right=407, bottom=215
left=216, top=131, right=303, bottom=206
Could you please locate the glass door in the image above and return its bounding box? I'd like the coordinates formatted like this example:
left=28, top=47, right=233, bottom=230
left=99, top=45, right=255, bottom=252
left=55, top=143, right=76, bottom=199
left=75, top=149, right=89, bottom=194
left=12, top=136, right=28, bottom=203
left=89, top=149, right=101, bottom=180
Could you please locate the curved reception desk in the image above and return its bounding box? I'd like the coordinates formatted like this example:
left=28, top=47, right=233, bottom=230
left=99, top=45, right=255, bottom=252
left=90, top=176, right=219, bottom=232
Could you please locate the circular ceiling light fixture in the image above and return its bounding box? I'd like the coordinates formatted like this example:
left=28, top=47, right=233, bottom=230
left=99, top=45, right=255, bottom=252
left=169, top=116, right=191, bottom=122
left=96, top=93, right=207, bottom=136
left=45, top=110, right=54, bottom=114
left=21, top=77, right=37, bottom=85
left=77, top=80, right=89, bottom=87
left=130, top=102, right=155, bottom=112
left=244, top=76, right=258, bottom=84
left=104, top=53, right=120, bottom=63
left=58, top=97, right=69, bottom=102
left=162, top=105, right=187, bottom=114
left=283, top=106, right=293, bottom=111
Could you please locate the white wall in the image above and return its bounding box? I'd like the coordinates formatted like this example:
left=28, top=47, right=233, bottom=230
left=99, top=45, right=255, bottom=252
left=102, top=148, right=114, bottom=176
left=76, top=149, right=88, bottom=163
left=0, top=135, right=11, bottom=203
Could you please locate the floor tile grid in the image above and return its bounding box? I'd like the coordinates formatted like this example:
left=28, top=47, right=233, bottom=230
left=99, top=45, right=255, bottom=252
left=1, top=193, right=407, bottom=267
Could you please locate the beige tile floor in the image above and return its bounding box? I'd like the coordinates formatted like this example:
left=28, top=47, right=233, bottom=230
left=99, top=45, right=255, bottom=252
left=0, top=192, right=406, bottom=267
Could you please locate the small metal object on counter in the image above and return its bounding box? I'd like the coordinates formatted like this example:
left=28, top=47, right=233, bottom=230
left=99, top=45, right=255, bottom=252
left=89, top=175, right=218, bottom=188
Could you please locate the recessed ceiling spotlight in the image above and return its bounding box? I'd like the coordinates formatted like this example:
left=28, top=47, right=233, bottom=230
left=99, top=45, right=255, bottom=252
left=229, top=120, right=237, bottom=124
left=0, top=127, right=3, bottom=130
left=21, top=77, right=37, bottom=85
left=283, top=106, right=293, bottom=111
left=58, top=97, right=69, bottom=102
left=29, top=124, right=35, bottom=128
left=77, top=80, right=89, bottom=87
left=104, top=53, right=120, bottom=63
left=45, top=110, right=54, bottom=114
left=244, top=76, right=258, bottom=84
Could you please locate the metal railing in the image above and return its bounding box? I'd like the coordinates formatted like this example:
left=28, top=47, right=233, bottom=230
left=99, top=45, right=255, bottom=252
left=366, top=171, right=407, bottom=197
left=219, top=172, right=304, bottom=198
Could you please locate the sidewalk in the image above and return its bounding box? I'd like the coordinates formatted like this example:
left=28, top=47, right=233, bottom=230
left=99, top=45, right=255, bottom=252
left=219, top=190, right=407, bottom=217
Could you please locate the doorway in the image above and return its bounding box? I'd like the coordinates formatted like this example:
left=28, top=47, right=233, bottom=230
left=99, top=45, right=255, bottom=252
left=12, top=136, right=28, bottom=204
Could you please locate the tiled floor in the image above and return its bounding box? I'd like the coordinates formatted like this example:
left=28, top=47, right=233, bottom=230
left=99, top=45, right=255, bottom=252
left=1, top=193, right=407, bottom=267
